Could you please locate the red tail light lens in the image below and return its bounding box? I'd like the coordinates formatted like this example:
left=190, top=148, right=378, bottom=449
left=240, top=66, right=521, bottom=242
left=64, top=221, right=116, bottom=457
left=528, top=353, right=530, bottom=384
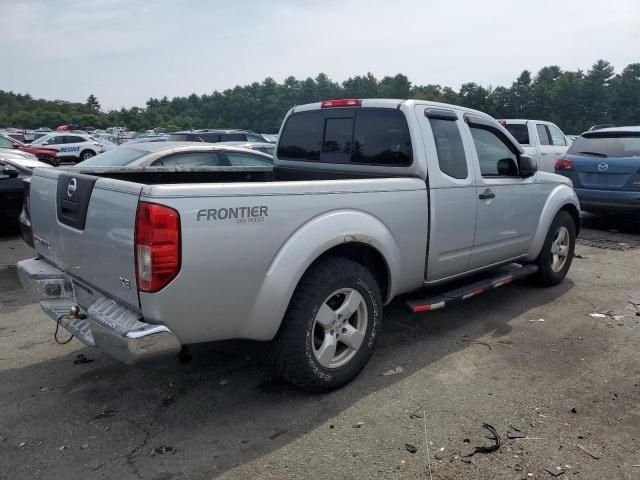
left=135, top=202, right=181, bottom=293
left=321, top=98, right=362, bottom=108
left=555, top=158, right=573, bottom=170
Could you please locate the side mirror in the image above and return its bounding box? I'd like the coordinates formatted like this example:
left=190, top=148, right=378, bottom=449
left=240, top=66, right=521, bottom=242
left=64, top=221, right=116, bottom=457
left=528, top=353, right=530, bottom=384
left=497, top=158, right=519, bottom=176
left=2, top=166, right=20, bottom=178
left=519, top=154, right=538, bottom=177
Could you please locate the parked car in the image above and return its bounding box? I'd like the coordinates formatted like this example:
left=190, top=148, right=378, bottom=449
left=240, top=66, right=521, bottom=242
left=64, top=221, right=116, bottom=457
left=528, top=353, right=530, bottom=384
left=588, top=124, right=615, bottom=132
left=0, top=157, right=39, bottom=229
left=75, top=142, right=273, bottom=167
left=30, top=133, right=113, bottom=163
left=261, top=133, right=278, bottom=143
left=498, top=119, right=569, bottom=172
left=554, top=126, right=640, bottom=215
left=124, top=136, right=169, bottom=145
left=18, top=98, right=579, bottom=392
left=0, top=132, right=59, bottom=166
left=5, top=132, right=28, bottom=143
left=168, top=129, right=269, bottom=143
left=217, top=141, right=275, bottom=156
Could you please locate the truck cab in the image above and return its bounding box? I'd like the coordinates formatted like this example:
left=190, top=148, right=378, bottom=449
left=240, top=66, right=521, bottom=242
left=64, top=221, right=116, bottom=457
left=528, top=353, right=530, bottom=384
left=498, top=119, right=569, bottom=173
left=18, top=99, right=580, bottom=392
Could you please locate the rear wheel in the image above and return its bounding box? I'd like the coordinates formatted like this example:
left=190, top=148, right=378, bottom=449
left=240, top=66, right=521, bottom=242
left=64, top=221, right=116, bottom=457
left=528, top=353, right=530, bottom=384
left=534, top=211, right=576, bottom=286
left=79, top=150, right=95, bottom=162
left=272, top=256, right=382, bottom=393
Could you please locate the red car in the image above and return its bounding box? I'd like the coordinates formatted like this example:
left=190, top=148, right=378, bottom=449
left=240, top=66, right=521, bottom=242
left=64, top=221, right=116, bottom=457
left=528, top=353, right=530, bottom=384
left=0, top=132, right=59, bottom=166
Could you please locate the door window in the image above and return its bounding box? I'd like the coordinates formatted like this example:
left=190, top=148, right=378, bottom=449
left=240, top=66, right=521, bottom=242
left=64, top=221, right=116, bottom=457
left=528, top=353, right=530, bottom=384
left=429, top=118, right=468, bottom=179
left=536, top=125, right=551, bottom=145
left=470, top=127, right=519, bottom=177
left=226, top=152, right=272, bottom=166
left=245, top=133, right=264, bottom=142
left=152, top=152, right=223, bottom=167
left=65, top=136, right=85, bottom=143
left=547, top=125, right=567, bottom=146
left=0, top=136, right=14, bottom=148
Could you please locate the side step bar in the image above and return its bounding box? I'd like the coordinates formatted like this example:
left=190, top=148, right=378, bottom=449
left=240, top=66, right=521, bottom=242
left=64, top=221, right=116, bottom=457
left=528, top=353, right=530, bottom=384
left=406, top=263, right=539, bottom=313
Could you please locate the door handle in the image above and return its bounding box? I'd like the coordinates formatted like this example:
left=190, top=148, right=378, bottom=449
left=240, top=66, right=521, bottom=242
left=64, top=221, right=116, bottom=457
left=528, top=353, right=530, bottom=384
left=479, top=189, right=495, bottom=200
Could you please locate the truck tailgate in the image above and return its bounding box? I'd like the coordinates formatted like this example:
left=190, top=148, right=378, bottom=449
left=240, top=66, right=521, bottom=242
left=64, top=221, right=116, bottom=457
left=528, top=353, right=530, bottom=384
left=30, top=169, right=142, bottom=309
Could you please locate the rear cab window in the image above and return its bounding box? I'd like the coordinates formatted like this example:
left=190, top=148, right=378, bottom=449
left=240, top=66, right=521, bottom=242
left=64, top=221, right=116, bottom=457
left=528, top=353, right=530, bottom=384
left=277, top=108, right=412, bottom=166
left=503, top=124, right=530, bottom=145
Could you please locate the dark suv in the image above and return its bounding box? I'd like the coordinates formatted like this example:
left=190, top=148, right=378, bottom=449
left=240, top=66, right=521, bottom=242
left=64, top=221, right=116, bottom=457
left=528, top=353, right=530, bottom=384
left=168, top=129, right=269, bottom=143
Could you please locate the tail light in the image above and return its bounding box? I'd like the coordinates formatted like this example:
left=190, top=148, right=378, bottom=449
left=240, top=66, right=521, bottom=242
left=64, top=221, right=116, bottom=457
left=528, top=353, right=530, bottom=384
left=555, top=158, right=573, bottom=170
left=321, top=98, right=362, bottom=108
left=135, top=202, right=181, bottom=293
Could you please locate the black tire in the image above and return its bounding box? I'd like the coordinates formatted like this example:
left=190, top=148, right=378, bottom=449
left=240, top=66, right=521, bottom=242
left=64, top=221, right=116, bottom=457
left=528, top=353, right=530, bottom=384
left=79, top=150, right=95, bottom=162
left=272, top=256, right=382, bottom=393
left=534, top=210, right=576, bottom=286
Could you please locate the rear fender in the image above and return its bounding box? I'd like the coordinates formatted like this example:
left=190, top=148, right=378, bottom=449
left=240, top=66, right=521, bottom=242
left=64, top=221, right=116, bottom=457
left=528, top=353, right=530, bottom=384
left=526, top=184, right=580, bottom=261
left=244, top=209, right=401, bottom=340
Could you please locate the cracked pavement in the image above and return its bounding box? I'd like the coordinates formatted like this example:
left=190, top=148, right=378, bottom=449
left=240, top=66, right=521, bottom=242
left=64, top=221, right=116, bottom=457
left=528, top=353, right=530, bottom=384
left=0, top=215, right=639, bottom=479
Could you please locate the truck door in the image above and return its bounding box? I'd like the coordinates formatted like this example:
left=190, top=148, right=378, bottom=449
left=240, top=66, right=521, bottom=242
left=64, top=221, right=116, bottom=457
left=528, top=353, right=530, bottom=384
left=415, top=106, right=477, bottom=281
left=463, top=115, right=542, bottom=269
left=546, top=123, right=569, bottom=161
left=535, top=124, right=557, bottom=172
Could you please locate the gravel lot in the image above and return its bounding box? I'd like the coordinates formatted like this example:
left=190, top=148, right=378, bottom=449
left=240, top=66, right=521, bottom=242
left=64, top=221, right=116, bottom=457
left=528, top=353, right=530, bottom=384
left=0, top=217, right=639, bottom=480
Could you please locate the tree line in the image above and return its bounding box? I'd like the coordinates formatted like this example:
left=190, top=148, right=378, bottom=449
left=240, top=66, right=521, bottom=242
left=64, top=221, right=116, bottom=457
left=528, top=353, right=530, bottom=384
left=1, top=60, right=638, bottom=135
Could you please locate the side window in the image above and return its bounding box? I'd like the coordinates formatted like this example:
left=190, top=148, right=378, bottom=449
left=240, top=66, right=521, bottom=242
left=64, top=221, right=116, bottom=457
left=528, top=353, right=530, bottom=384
left=152, top=152, right=222, bottom=167
left=226, top=152, right=272, bottom=166
left=198, top=133, right=220, bottom=143
left=352, top=109, right=412, bottom=166
left=536, top=125, right=551, bottom=146
left=220, top=133, right=245, bottom=142
left=245, top=133, right=264, bottom=143
left=0, top=136, right=14, bottom=148
left=470, top=127, right=519, bottom=177
left=547, top=125, right=567, bottom=146
left=428, top=118, right=468, bottom=180
left=65, top=136, right=85, bottom=144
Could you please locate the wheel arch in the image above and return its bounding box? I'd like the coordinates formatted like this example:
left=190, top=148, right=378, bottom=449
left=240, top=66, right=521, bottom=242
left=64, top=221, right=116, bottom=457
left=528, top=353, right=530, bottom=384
left=243, top=209, right=401, bottom=340
left=526, top=184, right=581, bottom=261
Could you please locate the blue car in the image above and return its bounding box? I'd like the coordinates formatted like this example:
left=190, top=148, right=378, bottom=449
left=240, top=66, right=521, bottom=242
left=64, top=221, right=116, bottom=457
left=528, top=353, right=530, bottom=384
left=555, top=126, right=640, bottom=215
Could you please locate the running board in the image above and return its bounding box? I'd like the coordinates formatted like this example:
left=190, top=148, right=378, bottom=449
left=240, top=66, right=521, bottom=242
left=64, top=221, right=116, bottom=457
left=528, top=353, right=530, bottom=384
left=406, top=264, right=539, bottom=313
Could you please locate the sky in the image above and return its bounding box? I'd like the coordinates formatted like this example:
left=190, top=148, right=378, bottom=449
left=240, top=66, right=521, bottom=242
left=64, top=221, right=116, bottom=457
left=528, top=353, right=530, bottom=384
left=2, top=0, right=639, bottom=110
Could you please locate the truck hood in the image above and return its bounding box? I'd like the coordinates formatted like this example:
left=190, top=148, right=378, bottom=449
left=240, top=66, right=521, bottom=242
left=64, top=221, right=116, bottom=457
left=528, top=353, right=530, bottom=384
left=538, top=171, right=573, bottom=187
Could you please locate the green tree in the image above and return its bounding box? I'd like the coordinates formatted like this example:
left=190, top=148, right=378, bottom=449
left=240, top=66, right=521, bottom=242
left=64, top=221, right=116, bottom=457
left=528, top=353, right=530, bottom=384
left=86, top=94, right=101, bottom=112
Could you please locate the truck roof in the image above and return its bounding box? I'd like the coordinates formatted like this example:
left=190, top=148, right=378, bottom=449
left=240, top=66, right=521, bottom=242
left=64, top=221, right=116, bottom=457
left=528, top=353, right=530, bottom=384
left=291, top=98, right=495, bottom=120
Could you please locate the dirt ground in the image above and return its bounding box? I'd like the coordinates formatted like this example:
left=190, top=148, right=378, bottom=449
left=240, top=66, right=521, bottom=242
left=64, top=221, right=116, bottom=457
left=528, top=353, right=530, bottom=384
left=0, top=216, right=639, bottom=480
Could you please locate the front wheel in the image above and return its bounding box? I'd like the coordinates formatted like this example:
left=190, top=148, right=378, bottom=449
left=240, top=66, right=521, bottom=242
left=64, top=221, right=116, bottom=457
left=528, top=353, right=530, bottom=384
left=79, top=150, right=95, bottom=162
left=534, top=210, right=576, bottom=286
left=272, top=256, right=382, bottom=393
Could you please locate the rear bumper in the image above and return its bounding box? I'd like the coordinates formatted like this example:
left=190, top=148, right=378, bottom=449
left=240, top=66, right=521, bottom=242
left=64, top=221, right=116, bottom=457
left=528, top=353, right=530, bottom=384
left=575, top=188, right=640, bottom=211
left=17, top=257, right=181, bottom=364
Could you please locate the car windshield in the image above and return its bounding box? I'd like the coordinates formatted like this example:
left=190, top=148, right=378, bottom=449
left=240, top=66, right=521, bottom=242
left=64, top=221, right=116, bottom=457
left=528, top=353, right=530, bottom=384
left=30, top=135, right=52, bottom=145
left=73, top=147, right=147, bottom=166
left=568, top=133, right=640, bottom=158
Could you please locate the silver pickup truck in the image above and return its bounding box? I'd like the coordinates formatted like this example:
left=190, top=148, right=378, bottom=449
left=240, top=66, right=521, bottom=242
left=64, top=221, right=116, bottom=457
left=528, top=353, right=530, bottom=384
left=18, top=98, right=580, bottom=392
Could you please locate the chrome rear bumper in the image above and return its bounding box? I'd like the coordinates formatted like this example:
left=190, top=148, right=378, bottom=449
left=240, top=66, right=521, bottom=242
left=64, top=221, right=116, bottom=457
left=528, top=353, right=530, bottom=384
left=17, top=257, right=181, bottom=364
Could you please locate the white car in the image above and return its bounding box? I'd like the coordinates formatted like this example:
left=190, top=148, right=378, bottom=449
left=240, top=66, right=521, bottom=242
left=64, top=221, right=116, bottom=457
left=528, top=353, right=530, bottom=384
left=498, top=119, right=569, bottom=172
left=0, top=148, right=40, bottom=166
left=30, top=133, right=113, bottom=163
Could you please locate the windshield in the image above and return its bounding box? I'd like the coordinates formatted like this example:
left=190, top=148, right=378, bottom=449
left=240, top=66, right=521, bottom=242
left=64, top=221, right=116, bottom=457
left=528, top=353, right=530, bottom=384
left=30, top=135, right=54, bottom=145
left=568, top=133, right=640, bottom=158
left=74, top=147, right=147, bottom=166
